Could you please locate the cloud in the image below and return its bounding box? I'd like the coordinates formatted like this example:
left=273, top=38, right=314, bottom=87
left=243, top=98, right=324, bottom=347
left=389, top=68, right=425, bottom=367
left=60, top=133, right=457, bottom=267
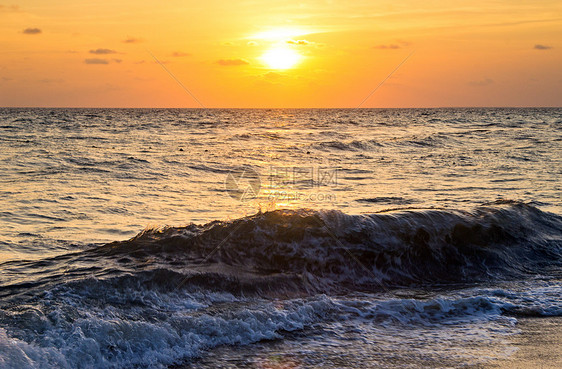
left=254, top=71, right=287, bottom=86
left=84, top=58, right=123, bottom=65
left=123, top=37, right=142, bottom=43
left=217, top=58, right=249, bottom=66
left=38, top=78, right=64, bottom=84
left=263, top=72, right=284, bottom=80
left=0, top=5, right=19, bottom=12
left=247, top=41, right=258, bottom=46
left=287, top=39, right=311, bottom=45
left=286, top=39, right=324, bottom=47
left=374, top=44, right=401, bottom=50
left=172, top=51, right=190, bottom=57
left=534, top=44, right=552, bottom=50
left=374, top=40, right=411, bottom=50
left=22, top=28, right=41, bottom=35
left=89, top=48, right=117, bottom=55
left=468, top=78, right=493, bottom=87
left=85, top=58, right=109, bottom=65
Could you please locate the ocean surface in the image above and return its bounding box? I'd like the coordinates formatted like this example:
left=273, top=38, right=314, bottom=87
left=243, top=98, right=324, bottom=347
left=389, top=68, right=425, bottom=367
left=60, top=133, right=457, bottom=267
left=0, top=108, right=561, bottom=368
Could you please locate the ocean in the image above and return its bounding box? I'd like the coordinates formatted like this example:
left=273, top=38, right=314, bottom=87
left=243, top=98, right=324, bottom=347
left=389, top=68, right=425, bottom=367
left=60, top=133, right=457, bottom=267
left=0, top=108, right=561, bottom=368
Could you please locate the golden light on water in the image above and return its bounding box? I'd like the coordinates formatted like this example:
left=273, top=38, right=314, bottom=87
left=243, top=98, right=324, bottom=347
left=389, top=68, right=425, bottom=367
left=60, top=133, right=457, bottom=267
left=261, top=47, right=302, bottom=70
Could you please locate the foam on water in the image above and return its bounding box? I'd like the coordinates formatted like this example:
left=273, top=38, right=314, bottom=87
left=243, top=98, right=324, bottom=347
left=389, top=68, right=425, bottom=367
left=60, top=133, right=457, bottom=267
left=4, top=277, right=560, bottom=369
left=1, top=108, right=561, bottom=368
left=0, top=202, right=560, bottom=368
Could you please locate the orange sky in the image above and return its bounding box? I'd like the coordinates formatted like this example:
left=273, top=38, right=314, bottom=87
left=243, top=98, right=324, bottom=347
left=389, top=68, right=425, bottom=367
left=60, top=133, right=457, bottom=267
left=1, top=1, right=561, bottom=108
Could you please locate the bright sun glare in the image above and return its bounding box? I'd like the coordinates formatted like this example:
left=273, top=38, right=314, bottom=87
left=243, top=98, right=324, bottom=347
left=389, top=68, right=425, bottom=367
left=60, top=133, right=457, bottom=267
left=261, top=47, right=301, bottom=70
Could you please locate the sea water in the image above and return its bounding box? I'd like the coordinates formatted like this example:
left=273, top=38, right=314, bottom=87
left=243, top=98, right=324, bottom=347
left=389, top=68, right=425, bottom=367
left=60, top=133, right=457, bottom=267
left=0, top=108, right=561, bottom=368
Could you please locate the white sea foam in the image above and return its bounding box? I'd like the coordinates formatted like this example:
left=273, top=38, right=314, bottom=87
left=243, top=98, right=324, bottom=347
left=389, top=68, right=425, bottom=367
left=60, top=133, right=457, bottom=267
left=1, top=286, right=548, bottom=369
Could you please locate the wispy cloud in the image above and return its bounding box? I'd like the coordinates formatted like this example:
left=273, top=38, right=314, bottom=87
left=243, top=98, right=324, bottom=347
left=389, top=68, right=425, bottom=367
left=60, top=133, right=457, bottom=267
left=38, top=78, right=64, bottom=84
left=217, top=58, right=249, bottom=66
left=254, top=71, right=287, bottom=86
left=287, top=39, right=311, bottom=45
left=22, top=28, right=41, bottom=35
left=286, top=39, right=324, bottom=48
left=172, top=51, right=190, bottom=57
left=0, top=4, right=19, bottom=12
left=84, top=58, right=109, bottom=65
left=84, top=58, right=123, bottom=65
left=534, top=44, right=553, bottom=50
left=122, top=37, right=142, bottom=43
left=374, top=40, right=411, bottom=50
left=251, top=28, right=314, bottom=41
left=374, top=44, right=401, bottom=50
left=263, top=71, right=284, bottom=80
left=89, top=48, right=117, bottom=55
left=468, top=78, right=493, bottom=87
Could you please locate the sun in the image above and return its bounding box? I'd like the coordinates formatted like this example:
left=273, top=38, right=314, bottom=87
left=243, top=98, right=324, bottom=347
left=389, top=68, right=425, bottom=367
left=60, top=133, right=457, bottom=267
left=260, top=47, right=302, bottom=70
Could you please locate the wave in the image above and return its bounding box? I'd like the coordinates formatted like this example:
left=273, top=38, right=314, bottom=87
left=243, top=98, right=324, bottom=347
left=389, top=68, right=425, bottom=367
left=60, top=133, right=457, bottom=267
left=2, top=201, right=560, bottom=299
left=314, top=139, right=383, bottom=151
left=93, top=200, right=562, bottom=294
left=0, top=201, right=561, bottom=368
left=1, top=282, right=558, bottom=369
left=356, top=196, right=415, bottom=205
left=0, top=293, right=330, bottom=369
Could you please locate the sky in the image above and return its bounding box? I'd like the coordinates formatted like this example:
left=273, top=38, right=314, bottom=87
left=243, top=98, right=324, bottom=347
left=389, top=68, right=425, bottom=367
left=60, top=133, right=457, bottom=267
left=0, top=0, right=561, bottom=108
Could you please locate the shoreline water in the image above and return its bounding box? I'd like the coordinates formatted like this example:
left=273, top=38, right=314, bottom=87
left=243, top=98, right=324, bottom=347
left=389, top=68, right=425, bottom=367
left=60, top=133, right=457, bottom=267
left=171, top=316, right=562, bottom=369
left=482, top=317, right=562, bottom=369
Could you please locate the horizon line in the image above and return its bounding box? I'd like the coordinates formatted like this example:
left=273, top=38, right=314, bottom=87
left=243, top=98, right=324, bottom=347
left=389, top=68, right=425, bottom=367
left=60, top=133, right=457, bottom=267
left=1, top=106, right=561, bottom=110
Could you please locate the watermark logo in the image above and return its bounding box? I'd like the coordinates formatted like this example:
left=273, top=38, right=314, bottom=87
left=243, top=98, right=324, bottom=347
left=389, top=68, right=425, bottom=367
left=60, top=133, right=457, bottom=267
left=225, top=166, right=339, bottom=202
left=224, top=167, right=261, bottom=201
left=267, top=166, right=338, bottom=189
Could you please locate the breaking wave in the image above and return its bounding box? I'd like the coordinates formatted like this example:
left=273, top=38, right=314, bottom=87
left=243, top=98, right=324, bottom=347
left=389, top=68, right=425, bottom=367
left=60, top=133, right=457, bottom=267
left=0, top=201, right=561, bottom=368
left=94, top=200, right=562, bottom=293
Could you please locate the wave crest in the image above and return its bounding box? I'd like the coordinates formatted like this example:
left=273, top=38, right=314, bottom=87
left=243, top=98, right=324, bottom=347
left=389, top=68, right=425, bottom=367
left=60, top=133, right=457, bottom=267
left=97, top=201, right=562, bottom=292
